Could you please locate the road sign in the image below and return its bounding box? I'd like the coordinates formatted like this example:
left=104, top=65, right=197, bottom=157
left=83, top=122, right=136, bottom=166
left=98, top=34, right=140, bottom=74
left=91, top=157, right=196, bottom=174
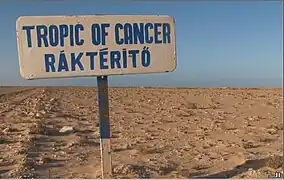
left=16, top=15, right=177, bottom=179
left=16, top=15, right=176, bottom=80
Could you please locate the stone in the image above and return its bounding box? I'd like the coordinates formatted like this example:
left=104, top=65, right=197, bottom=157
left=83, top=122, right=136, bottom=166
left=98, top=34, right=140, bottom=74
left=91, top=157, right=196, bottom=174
left=28, top=112, right=35, bottom=116
left=59, top=126, right=74, bottom=133
left=3, top=127, right=10, bottom=134
left=40, top=110, right=46, bottom=115
left=35, top=113, right=41, bottom=118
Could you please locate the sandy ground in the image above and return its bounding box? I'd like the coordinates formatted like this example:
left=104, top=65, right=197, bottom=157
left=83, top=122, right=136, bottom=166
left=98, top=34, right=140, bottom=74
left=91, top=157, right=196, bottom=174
left=0, top=86, right=283, bottom=178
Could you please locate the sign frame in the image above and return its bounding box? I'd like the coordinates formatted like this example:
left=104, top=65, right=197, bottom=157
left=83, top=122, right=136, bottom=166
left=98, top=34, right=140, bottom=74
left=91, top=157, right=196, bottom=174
left=16, top=15, right=177, bottom=80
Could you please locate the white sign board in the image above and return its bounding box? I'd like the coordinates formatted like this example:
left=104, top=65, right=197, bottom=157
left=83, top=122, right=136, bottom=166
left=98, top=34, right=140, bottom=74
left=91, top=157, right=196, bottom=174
left=16, top=15, right=176, bottom=80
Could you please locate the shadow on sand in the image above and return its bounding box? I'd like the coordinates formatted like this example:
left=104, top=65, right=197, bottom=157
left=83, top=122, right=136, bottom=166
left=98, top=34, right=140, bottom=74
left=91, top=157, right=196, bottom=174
left=190, top=156, right=283, bottom=178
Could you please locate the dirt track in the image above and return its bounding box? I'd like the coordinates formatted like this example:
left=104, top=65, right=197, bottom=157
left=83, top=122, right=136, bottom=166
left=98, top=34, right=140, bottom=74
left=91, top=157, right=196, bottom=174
left=0, top=87, right=283, bottom=178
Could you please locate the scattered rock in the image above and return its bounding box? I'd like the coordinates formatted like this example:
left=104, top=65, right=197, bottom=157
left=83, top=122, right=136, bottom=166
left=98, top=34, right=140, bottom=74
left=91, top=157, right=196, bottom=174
left=3, top=127, right=10, bottom=134
left=222, top=122, right=237, bottom=130
left=192, top=164, right=211, bottom=170
left=28, top=112, right=35, bottom=117
left=59, top=126, right=74, bottom=134
left=79, top=117, right=87, bottom=120
left=39, top=157, right=51, bottom=165
left=267, top=129, right=277, bottom=135
left=66, top=141, right=77, bottom=148
left=209, top=152, right=219, bottom=159
left=94, top=131, right=100, bottom=138
left=114, top=164, right=155, bottom=178
left=39, top=110, right=46, bottom=115
left=202, top=144, right=211, bottom=149
left=187, top=102, right=199, bottom=109
left=35, top=112, right=42, bottom=118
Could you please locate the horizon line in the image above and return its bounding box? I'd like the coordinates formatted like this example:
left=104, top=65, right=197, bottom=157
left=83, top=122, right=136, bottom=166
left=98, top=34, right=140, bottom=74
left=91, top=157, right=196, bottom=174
left=0, top=85, right=282, bottom=89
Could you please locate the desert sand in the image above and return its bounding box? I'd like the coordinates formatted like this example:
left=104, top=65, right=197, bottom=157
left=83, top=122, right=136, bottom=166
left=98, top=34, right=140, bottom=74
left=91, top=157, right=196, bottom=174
left=0, top=86, right=283, bottom=178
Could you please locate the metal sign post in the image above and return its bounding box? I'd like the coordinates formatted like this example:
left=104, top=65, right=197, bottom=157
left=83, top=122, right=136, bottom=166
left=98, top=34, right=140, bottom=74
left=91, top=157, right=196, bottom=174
left=97, top=76, right=112, bottom=178
left=16, top=14, right=177, bottom=179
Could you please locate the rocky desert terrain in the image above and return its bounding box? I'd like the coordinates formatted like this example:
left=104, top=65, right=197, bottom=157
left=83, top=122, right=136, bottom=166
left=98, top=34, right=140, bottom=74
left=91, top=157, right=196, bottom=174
left=0, top=86, right=283, bottom=178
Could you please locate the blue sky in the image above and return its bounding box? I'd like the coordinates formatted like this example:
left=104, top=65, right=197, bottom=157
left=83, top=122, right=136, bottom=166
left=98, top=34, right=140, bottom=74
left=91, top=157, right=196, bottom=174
left=0, top=1, right=283, bottom=87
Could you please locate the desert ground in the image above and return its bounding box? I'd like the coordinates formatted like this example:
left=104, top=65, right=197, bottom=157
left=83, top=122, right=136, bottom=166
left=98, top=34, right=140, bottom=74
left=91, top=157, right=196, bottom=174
left=0, top=86, right=283, bottom=178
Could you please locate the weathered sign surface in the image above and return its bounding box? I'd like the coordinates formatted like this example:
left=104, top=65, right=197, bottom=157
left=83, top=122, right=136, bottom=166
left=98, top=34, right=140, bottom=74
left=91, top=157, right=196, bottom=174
left=16, top=15, right=176, bottom=80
